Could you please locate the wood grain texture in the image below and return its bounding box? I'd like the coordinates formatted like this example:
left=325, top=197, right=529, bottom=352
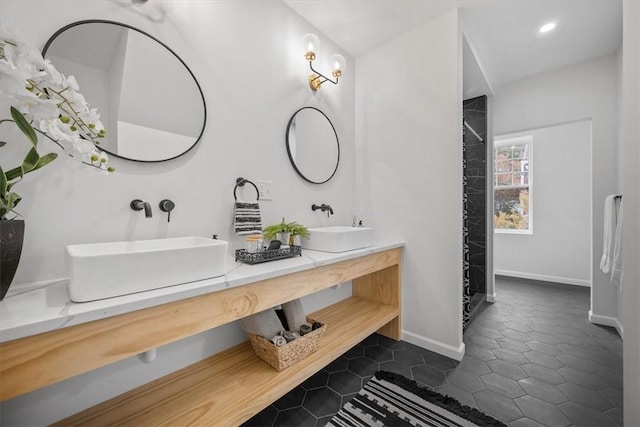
left=353, top=264, right=402, bottom=339
left=0, top=248, right=401, bottom=401
left=53, top=297, right=400, bottom=427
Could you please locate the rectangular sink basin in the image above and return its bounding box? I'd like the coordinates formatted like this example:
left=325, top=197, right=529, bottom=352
left=302, top=226, right=374, bottom=253
left=66, top=236, right=228, bottom=302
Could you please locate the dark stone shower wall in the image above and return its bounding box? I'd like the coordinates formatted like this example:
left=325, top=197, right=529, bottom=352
left=463, top=96, right=487, bottom=296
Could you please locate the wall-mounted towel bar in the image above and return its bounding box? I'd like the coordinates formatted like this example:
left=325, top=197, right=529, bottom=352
left=234, top=177, right=260, bottom=201
left=463, top=120, right=484, bottom=143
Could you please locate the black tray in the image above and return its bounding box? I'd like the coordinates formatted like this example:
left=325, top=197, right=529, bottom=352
left=236, top=245, right=302, bottom=265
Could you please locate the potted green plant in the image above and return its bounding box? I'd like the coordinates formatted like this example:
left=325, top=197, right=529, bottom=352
left=0, top=31, right=112, bottom=300
left=263, top=218, right=309, bottom=246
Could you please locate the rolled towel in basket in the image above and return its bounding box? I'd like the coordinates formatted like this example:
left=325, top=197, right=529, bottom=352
left=240, top=308, right=284, bottom=339
left=282, top=299, right=307, bottom=333
left=271, top=335, right=287, bottom=347
left=300, top=324, right=312, bottom=335
left=282, top=331, right=298, bottom=343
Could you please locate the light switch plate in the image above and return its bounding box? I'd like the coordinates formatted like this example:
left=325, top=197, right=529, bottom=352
left=256, top=180, right=272, bottom=200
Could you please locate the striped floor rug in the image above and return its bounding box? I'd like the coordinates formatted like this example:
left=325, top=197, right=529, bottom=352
left=327, top=371, right=506, bottom=427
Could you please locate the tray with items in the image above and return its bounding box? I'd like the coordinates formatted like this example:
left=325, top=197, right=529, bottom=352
left=235, top=245, right=302, bottom=265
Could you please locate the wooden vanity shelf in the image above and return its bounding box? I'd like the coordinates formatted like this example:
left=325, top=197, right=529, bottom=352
left=0, top=248, right=401, bottom=426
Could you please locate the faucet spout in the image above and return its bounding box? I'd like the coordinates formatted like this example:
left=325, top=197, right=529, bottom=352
left=131, top=199, right=153, bottom=218
left=311, top=203, right=334, bottom=217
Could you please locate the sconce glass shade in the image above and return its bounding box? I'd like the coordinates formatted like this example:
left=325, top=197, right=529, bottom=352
left=303, top=33, right=320, bottom=55
left=329, top=54, right=346, bottom=72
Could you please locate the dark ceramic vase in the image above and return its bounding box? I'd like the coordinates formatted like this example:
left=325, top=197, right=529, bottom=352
left=0, top=220, right=24, bottom=300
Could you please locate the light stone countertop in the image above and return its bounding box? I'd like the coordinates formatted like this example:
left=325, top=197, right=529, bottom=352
left=0, top=241, right=404, bottom=343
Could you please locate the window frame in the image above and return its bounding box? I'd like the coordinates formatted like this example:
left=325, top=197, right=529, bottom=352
left=493, top=135, right=533, bottom=235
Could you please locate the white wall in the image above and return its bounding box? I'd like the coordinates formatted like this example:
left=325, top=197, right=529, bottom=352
left=356, top=10, right=464, bottom=359
left=494, top=120, right=592, bottom=287
left=0, top=0, right=355, bottom=424
left=492, top=54, right=620, bottom=324
left=622, top=2, right=640, bottom=425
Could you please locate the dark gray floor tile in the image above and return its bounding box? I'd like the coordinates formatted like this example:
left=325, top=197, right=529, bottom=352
left=559, top=401, right=619, bottom=427
left=500, top=328, right=532, bottom=342
left=493, top=347, right=530, bottom=365
left=465, top=343, right=497, bottom=361
left=316, top=415, right=333, bottom=427
left=379, top=360, right=412, bottom=379
left=599, top=387, right=623, bottom=408
left=556, top=354, right=601, bottom=373
left=555, top=325, right=588, bottom=338
left=509, top=417, right=546, bottom=427
left=340, top=392, right=358, bottom=407
left=393, top=347, right=426, bottom=366
left=274, top=386, right=306, bottom=410
left=458, top=355, right=492, bottom=376
left=474, top=390, right=523, bottom=422
left=343, top=344, right=364, bottom=359
left=364, top=345, right=393, bottom=362
left=328, top=371, right=362, bottom=395
left=593, top=369, right=623, bottom=390
left=496, top=338, right=531, bottom=353
left=435, top=383, right=478, bottom=408
left=487, top=359, right=527, bottom=380
left=527, top=331, right=560, bottom=345
left=412, top=364, right=447, bottom=388
left=481, top=373, right=526, bottom=398
left=503, top=321, right=534, bottom=333
left=515, top=395, right=571, bottom=426
left=273, top=406, right=317, bottom=426
left=377, top=335, right=405, bottom=350
left=556, top=343, right=602, bottom=360
left=555, top=333, right=594, bottom=347
left=302, top=370, right=329, bottom=390
left=557, top=382, right=614, bottom=411
left=606, top=407, right=623, bottom=427
left=557, top=367, right=606, bottom=390
left=347, top=357, right=378, bottom=377
left=468, top=334, right=501, bottom=349
left=525, top=340, right=562, bottom=356
left=324, top=356, right=348, bottom=373
left=446, top=369, right=486, bottom=393
left=518, top=377, right=568, bottom=405
left=522, top=350, right=564, bottom=369
left=422, top=350, right=459, bottom=371
left=303, top=387, right=341, bottom=418
left=244, top=404, right=278, bottom=427
left=359, top=334, right=378, bottom=347
left=472, top=325, right=505, bottom=340
left=521, top=363, right=567, bottom=386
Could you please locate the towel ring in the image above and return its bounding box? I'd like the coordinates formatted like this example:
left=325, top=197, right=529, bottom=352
left=234, top=177, right=260, bottom=201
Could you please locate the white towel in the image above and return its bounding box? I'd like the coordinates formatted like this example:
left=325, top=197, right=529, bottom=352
left=234, top=200, right=262, bottom=235
left=611, top=199, right=623, bottom=290
left=600, top=195, right=617, bottom=273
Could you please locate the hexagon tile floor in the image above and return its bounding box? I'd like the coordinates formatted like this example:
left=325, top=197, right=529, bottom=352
left=243, top=276, right=623, bottom=427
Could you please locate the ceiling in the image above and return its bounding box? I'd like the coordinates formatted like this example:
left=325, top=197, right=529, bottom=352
left=282, top=0, right=622, bottom=91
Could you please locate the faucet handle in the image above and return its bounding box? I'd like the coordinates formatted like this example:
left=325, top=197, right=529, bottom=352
left=159, top=199, right=175, bottom=223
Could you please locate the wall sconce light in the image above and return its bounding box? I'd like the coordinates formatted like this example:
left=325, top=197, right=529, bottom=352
left=303, top=33, right=346, bottom=91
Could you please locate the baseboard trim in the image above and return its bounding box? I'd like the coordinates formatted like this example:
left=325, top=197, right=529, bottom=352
left=402, top=330, right=465, bottom=361
left=588, top=310, right=624, bottom=338
left=486, top=293, right=496, bottom=303
left=495, top=270, right=591, bottom=287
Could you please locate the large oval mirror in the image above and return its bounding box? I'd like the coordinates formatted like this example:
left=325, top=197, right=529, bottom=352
left=286, top=107, right=339, bottom=184
left=42, top=20, right=206, bottom=162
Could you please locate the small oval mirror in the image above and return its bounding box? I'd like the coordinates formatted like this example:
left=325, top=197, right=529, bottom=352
left=42, top=20, right=206, bottom=163
left=286, top=107, right=339, bottom=184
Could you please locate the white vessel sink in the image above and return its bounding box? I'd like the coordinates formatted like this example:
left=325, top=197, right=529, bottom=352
left=66, top=236, right=228, bottom=302
left=302, top=226, right=374, bottom=253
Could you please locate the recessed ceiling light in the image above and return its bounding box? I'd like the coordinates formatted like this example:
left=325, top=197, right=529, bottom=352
left=539, top=22, right=556, bottom=34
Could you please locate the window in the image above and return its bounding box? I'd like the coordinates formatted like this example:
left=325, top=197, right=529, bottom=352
left=494, top=135, right=532, bottom=233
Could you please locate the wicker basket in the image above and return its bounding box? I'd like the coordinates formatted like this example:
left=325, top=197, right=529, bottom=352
left=248, top=319, right=327, bottom=371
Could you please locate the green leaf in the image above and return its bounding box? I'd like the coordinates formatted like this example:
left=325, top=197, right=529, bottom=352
left=10, top=106, right=38, bottom=147
left=4, top=166, right=23, bottom=182
left=6, top=191, right=21, bottom=212
left=31, top=153, right=58, bottom=172
left=0, top=164, right=6, bottom=195
left=22, top=147, right=40, bottom=173
left=0, top=141, right=6, bottom=147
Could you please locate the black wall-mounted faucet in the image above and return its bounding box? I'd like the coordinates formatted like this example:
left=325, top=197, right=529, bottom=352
left=159, top=199, right=175, bottom=223
left=312, top=203, right=334, bottom=217
left=131, top=199, right=152, bottom=218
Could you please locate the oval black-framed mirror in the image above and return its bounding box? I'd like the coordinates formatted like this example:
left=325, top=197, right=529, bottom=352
left=42, top=20, right=207, bottom=163
left=286, top=107, right=340, bottom=184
